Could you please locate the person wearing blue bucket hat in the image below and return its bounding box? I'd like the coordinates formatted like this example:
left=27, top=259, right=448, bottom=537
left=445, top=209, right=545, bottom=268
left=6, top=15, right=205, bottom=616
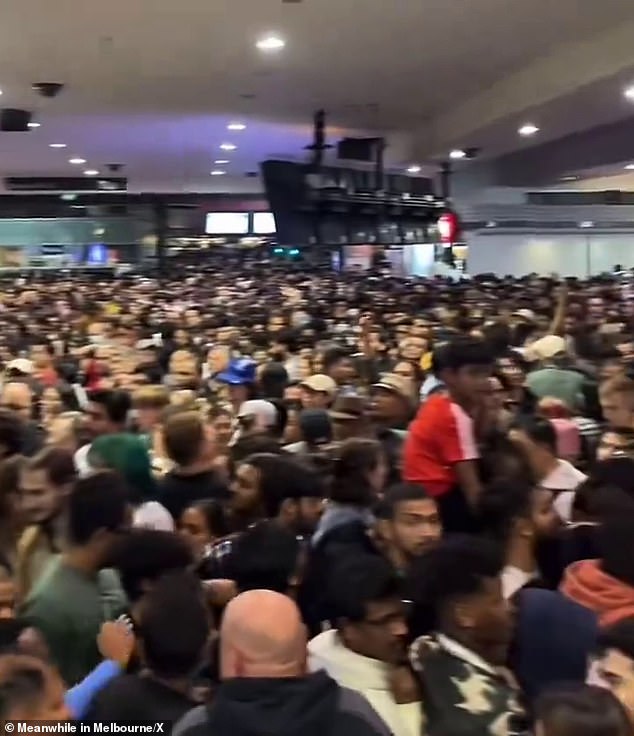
left=216, top=358, right=257, bottom=411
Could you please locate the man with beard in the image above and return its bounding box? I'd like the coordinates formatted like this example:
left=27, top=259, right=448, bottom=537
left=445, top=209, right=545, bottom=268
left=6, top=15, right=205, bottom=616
left=200, top=455, right=324, bottom=579
left=20, top=471, right=128, bottom=685
left=375, top=484, right=442, bottom=576
left=16, top=447, right=77, bottom=600
left=370, top=374, right=416, bottom=486
left=479, top=478, right=561, bottom=599
left=75, top=389, right=131, bottom=475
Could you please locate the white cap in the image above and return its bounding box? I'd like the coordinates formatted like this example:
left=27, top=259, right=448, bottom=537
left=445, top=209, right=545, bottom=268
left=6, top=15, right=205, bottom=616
left=6, top=358, right=33, bottom=375
left=237, top=400, right=278, bottom=428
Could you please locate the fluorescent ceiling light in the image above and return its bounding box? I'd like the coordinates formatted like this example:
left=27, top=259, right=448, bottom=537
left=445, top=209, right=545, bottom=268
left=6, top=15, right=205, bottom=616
left=449, top=149, right=466, bottom=160
left=210, top=170, right=226, bottom=176
left=560, top=175, right=578, bottom=182
left=518, top=123, right=539, bottom=136
left=49, top=143, right=66, bottom=148
left=83, top=169, right=99, bottom=176
left=220, top=143, right=236, bottom=151
left=214, top=159, right=230, bottom=165
left=256, top=35, right=285, bottom=51
left=625, top=86, right=634, bottom=100
left=69, top=157, right=86, bottom=165
left=625, top=164, right=634, bottom=170
left=27, top=122, right=41, bottom=129
left=227, top=122, right=246, bottom=131
left=579, top=221, right=594, bottom=228
left=406, top=165, right=421, bottom=174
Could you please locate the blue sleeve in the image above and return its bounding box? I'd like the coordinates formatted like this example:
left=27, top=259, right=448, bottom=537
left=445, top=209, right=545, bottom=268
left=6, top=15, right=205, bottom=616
left=65, top=660, right=122, bottom=718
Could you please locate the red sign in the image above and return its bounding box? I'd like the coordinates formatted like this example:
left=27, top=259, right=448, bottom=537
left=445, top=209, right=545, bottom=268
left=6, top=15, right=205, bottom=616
left=438, top=212, right=460, bottom=244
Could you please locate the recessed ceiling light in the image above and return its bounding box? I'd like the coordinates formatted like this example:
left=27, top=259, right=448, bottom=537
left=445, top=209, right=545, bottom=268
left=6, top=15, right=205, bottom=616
left=210, top=170, right=226, bottom=176
left=256, top=35, right=286, bottom=51
left=579, top=221, right=594, bottom=228
left=518, top=123, right=539, bottom=137
left=69, top=157, right=86, bottom=165
left=220, top=143, right=237, bottom=151
left=227, top=122, right=246, bottom=131
left=625, top=164, right=634, bottom=170
left=214, top=159, right=230, bottom=165
left=407, top=165, right=422, bottom=174
left=449, top=149, right=466, bottom=160
left=27, top=122, right=41, bottom=129
left=625, top=86, right=634, bottom=100
left=49, top=143, right=67, bottom=148
left=83, top=169, right=99, bottom=176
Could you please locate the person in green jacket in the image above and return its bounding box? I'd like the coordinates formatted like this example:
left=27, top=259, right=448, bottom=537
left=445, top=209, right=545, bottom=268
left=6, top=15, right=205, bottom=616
left=21, top=471, right=129, bottom=686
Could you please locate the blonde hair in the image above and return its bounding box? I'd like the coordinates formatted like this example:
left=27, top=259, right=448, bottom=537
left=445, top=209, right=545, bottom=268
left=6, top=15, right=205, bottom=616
left=133, top=385, right=170, bottom=410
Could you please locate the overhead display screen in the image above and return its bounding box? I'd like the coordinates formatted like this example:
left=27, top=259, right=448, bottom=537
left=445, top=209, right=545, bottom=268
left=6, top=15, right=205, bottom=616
left=253, top=212, right=276, bottom=234
left=205, top=212, right=249, bottom=234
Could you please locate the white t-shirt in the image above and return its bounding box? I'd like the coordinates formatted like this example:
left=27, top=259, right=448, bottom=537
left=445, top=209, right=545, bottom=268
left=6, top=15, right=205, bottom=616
left=542, top=459, right=587, bottom=522
left=501, top=566, right=538, bottom=600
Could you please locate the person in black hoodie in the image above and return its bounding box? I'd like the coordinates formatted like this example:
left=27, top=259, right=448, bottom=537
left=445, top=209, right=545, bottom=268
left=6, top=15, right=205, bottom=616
left=85, top=570, right=209, bottom=723
left=173, top=589, right=390, bottom=736
left=159, top=411, right=229, bottom=520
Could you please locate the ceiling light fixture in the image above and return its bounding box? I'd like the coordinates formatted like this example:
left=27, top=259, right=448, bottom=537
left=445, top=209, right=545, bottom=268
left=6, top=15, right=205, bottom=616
left=256, top=35, right=286, bottom=51
left=580, top=221, right=594, bottom=229
left=625, top=164, right=634, bottom=170
left=518, top=123, right=539, bottom=137
left=449, top=149, right=466, bottom=160
left=560, top=175, right=578, bottom=182
left=227, top=122, right=246, bottom=131
left=27, top=122, right=41, bottom=129
left=210, top=170, right=226, bottom=176
left=406, top=165, right=422, bottom=174
left=625, top=86, right=634, bottom=100
left=214, top=159, right=230, bottom=165
left=83, top=169, right=99, bottom=176
left=69, top=157, right=86, bottom=165
left=49, top=143, right=67, bottom=148
left=220, top=143, right=236, bottom=151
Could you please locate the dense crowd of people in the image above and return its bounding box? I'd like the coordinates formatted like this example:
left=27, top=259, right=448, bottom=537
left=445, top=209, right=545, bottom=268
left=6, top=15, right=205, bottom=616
left=2, top=261, right=634, bottom=734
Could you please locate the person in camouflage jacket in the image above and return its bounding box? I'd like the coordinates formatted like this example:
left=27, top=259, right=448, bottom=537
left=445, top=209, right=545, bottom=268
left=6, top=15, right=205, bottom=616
left=406, top=536, right=528, bottom=736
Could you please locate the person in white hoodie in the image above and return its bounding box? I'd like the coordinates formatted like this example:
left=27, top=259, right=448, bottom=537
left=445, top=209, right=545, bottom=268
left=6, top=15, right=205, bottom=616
left=308, top=554, right=423, bottom=736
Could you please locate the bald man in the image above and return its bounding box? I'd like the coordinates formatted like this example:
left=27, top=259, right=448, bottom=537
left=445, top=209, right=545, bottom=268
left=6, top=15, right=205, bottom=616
left=173, top=590, right=391, bottom=736
left=1, top=382, right=44, bottom=456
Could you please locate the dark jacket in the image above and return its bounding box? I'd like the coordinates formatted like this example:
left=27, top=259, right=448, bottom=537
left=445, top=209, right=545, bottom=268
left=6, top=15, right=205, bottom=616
left=301, top=513, right=380, bottom=634
left=158, top=470, right=229, bottom=520
left=85, top=673, right=198, bottom=723
left=172, top=671, right=391, bottom=736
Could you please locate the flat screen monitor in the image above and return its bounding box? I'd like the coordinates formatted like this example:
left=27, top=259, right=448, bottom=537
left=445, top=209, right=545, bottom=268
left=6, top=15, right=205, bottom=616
left=253, top=212, right=276, bottom=234
left=86, top=243, right=108, bottom=265
left=205, top=212, right=249, bottom=235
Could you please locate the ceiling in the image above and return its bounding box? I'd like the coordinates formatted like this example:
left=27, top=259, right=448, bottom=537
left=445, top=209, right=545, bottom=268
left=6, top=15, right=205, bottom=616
left=2, top=0, right=634, bottom=192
